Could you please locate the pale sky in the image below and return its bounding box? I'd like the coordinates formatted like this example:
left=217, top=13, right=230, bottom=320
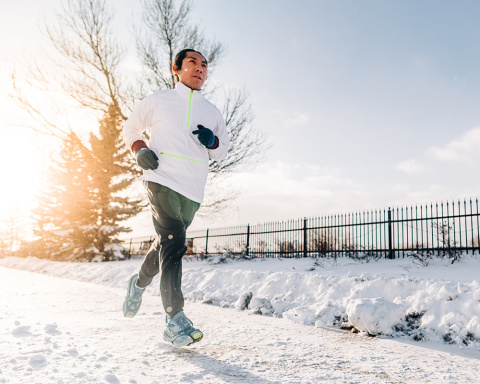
left=2, top=0, right=480, bottom=238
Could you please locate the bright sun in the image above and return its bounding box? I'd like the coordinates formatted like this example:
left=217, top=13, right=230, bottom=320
left=0, top=128, right=46, bottom=235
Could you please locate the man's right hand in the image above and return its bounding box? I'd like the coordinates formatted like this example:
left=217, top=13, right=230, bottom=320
left=136, top=148, right=159, bottom=170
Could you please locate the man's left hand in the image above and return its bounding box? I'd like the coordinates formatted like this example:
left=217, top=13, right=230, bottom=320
left=192, top=125, right=216, bottom=148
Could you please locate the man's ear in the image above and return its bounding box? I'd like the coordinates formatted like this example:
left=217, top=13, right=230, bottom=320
left=172, top=65, right=179, bottom=74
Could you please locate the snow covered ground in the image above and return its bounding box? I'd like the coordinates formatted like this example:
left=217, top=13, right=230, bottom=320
left=1, top=254, right=480, bottom=383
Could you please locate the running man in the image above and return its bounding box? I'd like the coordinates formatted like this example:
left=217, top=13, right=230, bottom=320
left=122, top=49, right=229, bottom=347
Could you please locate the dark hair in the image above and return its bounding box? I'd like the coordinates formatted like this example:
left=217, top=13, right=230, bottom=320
left=173, top=49, right=207, bottom=80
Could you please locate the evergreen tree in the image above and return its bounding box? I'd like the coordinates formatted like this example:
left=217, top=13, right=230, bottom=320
left=88, top=104, right=144, bottom=260
left=23, top=107, right=143, bottom=261
left=28, top=131, right=98, bottom=260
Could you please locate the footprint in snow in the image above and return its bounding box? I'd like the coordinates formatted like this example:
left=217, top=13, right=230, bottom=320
left=104, top=374, right=120, bottom=384
left=45, top=324, right=62, bottom=336
left=11, top=325, right=32, bottom=338
left=67, top=348, right=79, bottom=357
left=29, top=354, right=47, bottom=369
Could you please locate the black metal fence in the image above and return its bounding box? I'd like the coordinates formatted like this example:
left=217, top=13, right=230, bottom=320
left=121, top=236, right=155, bottom=258
left=121, top=198, right=480, bottom=259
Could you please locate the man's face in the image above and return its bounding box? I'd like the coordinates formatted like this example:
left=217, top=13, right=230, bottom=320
left=174, top=52, right=208, bottom=90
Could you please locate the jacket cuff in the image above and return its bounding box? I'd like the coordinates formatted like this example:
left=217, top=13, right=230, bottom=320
left=207, top=136, right=219, bottom=150
left=131, top=140, right=148, bottom=153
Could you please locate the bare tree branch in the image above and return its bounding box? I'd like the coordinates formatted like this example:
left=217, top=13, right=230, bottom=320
left=9, top=73, right=71, bottom=140
left=210, top=87, right=271, bottom=177
left=136, top=0, right=270, bottom=214
left=8, top=0, right=135, bottom=145
left=198, top=176, right=240, bottom=219
left=137, top=0, right=226, bottom=91
left=40, top=0, right=128, bottom=119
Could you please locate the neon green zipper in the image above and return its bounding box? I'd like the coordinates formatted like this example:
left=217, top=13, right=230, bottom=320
left=157, top=90, right=204, bottom=165
left=187, top=89, right=194, bottom=127
left=159, top=152, right=206, bottom=164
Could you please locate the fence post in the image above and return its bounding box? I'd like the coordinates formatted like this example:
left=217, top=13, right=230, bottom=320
left=303, top=217, right=308, bottom=257
left=205, top=229, right=209, bottom=255
left=388, top=208, right=394, bottom=259
left=128, top=238, right=132, bottom=259
left=246, top=224, right=250, bottom=256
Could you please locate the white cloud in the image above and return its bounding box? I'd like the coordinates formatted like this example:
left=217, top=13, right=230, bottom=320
left=396, top=158, right=425, bottom=175
left=229, top=161, right=351, bottom=197
left=427, top=127, right=480, bottom=162
left=283, top=112, right=309, bottom=128
left=208, top=161, right=371, bottom=225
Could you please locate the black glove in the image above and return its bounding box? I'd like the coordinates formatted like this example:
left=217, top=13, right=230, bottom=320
left=136, top=148, right=159, bottom=170
left=192, top=125, right=216, bottom=148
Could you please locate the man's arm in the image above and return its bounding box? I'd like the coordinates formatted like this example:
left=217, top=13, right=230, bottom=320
left=131, top=140, right=148, bottom=153
left=207, top=113, right=230, bottom=162
left=123, top=96, right=153, bottom=153
left=123, top=95, right=159, bottom=170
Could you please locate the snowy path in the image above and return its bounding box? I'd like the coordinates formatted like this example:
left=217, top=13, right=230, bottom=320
left=1, top=266, right=479, bottom=384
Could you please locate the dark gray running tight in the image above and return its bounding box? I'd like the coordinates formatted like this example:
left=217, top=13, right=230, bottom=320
left=136, top=181, right=200, bottom=318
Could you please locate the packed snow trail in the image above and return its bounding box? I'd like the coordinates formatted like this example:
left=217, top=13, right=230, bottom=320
left=1, top=267, right=480, bottom=383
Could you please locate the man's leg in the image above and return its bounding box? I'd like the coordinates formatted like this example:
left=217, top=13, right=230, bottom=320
left=123, top=206, right=161, bottom=317
left=136, top=237, right=161, bottom=288
left=143, top=182, right=199, bottom=318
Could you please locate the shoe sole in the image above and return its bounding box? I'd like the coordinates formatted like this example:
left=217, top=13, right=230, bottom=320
left=165, top=330, right=203, bottom=347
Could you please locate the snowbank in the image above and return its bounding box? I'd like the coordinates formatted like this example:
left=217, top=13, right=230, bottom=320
left=1, top=254, right=479, bottom=349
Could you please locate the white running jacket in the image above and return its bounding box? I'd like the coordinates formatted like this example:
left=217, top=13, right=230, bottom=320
left=123, top=82, right=230, bottom=203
